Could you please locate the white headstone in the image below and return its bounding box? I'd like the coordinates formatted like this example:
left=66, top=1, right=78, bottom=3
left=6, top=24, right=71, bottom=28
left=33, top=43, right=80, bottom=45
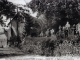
left=45, top=29, right=49, bottom=37
left=65, top=21, right=70, bottom=30
left=76, top=23, right=80, bottom=34
left=50, top=29, right=54, bottom=35
left=40, top=31, right=43, bottom=37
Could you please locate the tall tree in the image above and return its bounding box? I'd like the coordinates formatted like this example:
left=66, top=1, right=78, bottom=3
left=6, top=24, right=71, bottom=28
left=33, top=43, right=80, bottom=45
left=0, top=0, right=16, bottom=18
left=28, top=0, right=80, bottom=32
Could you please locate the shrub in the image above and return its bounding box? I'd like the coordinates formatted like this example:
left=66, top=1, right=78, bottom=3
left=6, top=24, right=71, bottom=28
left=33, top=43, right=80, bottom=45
left=21, top=37, right=59, bottom=56
left=10, top=36, right=21, bottom=47
left=20, top=36, right=80, bottom=56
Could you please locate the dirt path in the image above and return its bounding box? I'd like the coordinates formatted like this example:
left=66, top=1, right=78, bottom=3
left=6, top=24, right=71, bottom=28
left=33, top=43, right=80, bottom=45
left=0, top=47, right=24, bottom=57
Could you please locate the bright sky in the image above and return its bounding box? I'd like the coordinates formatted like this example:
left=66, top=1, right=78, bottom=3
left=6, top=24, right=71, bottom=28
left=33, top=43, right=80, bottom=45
left=8, top=0, right=32, bottom=5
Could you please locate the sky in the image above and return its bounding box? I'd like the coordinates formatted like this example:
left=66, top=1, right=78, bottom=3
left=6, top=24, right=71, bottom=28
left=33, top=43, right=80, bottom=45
left=8, top=0, right=32, bottom=5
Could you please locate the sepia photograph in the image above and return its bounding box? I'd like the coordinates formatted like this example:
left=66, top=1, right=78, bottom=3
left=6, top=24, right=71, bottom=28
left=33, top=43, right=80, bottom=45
left=0, top=0, right=80, bottom=60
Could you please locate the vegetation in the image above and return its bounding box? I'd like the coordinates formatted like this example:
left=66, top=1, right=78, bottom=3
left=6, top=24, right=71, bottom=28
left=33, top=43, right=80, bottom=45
left=28, top=0, right=80, bottom=32
left=0, top=0, right=80, bottom=56
left=0, top=0, right=16, bottom=18
left=22, top=13, right=41, bottom=37
left=20, top=36, right=80, bottom=56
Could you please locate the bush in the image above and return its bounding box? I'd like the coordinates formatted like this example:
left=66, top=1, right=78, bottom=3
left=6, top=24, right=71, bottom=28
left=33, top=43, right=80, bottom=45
left=41, top=39, right=57, bottom=56
left=21, top=37, right=59, bottom=56
left=10, top=36, right=21, bottom=47
left=20, top=36, right=80, bottom=56
left=21, top=38, right=43, bottom=55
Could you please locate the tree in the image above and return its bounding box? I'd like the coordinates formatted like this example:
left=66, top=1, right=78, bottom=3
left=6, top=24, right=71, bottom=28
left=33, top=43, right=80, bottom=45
left=0, top=0, right=16, bottom=18
left=28, top=0, right=80, bottom=32
left=22, top=12, right=41, bottom=37
left=28, top=0, right=60, bottom=31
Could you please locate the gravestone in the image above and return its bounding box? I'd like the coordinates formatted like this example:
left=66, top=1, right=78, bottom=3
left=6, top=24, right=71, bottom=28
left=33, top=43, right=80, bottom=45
left=40, top=31, right=43, bottom=37
left=76, top=23, right=80, bottom=36
left=65, top=21, right=70, bottom=37
left=45, top=29, right=49, bottom=37
left=50, top=29, right=54, bottom=35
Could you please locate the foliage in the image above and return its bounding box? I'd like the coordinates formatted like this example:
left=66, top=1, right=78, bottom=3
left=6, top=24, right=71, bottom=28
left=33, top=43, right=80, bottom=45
left=22, top=13, right=41, bottom=37
left=20, top=36, right=80, bottom=56
left=10, top=36, right=21, bottom=47
left=28, top=0, right=80, bottom=32
left=0, top=0, right=16, bottom=18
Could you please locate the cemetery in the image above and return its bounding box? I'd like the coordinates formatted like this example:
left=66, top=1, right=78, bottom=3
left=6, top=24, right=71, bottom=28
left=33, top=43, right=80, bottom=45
left=0, top=0, right=80, bottom=57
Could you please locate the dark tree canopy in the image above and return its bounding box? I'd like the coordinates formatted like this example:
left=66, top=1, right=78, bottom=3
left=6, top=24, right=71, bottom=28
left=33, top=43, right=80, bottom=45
left=22, top=13, right=41, bottom=37
left=28, top=0, right=80, bottom=32
left=0, top=0, right=16, bottom=18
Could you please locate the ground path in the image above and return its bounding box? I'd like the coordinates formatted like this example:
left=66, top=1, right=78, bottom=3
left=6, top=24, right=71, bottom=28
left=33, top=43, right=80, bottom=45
left=0, top=47, right=24, bottom=58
